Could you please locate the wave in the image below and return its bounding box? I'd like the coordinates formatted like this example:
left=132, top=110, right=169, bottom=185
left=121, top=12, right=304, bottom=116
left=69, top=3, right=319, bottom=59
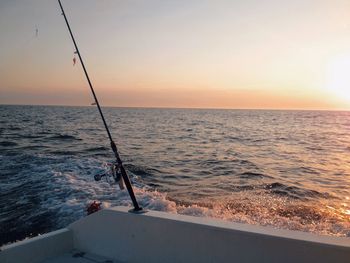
left=84, top=146, right=109, bottom=152
left=0, top=141, right=18, bottom=147
left=265, top=182, right=333, bottom=200
left=48, top=134, right=82, bottom=141
left=126, top=164, right=161, bottom=178
left=18, top=134, right=43, bottom=139
left=239, top=171, right=272, bottom=179
left=8, top=127, right=21, bottom=131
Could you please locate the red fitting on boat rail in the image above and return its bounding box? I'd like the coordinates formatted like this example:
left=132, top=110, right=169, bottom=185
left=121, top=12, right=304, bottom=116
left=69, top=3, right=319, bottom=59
left=86, top=201, right=102, bottom=215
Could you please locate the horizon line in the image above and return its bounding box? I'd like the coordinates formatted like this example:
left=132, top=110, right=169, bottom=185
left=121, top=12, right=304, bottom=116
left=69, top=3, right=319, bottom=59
left=1, top=103, right=350, bottom=112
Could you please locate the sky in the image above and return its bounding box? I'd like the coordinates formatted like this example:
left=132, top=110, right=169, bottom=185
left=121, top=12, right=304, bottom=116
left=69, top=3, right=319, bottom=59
left=1, top=0, right=350, bottom=109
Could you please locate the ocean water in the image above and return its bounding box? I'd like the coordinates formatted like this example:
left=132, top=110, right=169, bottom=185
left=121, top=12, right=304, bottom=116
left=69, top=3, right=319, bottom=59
left=0, top=105, right=350, bottom=245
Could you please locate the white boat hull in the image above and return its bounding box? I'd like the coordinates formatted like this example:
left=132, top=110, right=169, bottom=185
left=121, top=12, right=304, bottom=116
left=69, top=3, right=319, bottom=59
left=1, top=206, right=350, bottom=263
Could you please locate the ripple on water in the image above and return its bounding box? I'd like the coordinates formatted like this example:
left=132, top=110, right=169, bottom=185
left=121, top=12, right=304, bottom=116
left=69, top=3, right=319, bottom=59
left=0, top=141, right=18, bottom=147
left=48, top=134, right=82, bottom=141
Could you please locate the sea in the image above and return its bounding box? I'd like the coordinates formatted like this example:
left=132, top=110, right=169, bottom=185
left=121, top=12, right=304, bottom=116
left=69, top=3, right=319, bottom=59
left=0, top=105, right=349, bottom=245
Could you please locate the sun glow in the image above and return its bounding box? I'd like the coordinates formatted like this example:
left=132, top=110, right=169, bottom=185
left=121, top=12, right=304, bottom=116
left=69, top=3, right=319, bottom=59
left=327, top=54, right=350, bottom=103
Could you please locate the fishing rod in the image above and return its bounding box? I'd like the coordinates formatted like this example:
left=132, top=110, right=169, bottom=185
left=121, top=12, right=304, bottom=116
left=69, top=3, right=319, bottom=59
left=57, top=0, right=142, bottom=212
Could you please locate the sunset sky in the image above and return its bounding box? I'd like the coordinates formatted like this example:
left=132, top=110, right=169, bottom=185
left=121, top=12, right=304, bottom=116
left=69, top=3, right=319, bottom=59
left=1, top=0, right=350, bottom=109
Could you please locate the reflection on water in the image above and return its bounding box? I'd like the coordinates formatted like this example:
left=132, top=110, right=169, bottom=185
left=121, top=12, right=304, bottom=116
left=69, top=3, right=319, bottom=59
left=0, top=105, right=349, bottom=245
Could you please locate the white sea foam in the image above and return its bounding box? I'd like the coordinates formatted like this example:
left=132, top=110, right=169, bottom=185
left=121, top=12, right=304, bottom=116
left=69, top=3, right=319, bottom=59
left=47, top=162, right=350, bottom=237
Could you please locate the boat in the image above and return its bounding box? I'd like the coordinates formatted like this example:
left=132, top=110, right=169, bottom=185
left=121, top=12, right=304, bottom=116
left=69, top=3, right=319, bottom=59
left=1, top=1, right=350, bottom=262
left=1, top=206, right=350, bottom=263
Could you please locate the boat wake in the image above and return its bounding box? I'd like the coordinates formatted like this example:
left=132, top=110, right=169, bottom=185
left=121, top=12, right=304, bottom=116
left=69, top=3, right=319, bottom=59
left=48, top=158, right=350, bottom=238
left=112, top=187, right=350, bottom=238
left=1, top=152, right=349, bottom=247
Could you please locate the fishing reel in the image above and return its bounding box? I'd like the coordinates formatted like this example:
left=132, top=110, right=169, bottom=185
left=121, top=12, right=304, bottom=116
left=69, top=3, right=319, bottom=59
left=94, top=162, right=125, bottom=190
